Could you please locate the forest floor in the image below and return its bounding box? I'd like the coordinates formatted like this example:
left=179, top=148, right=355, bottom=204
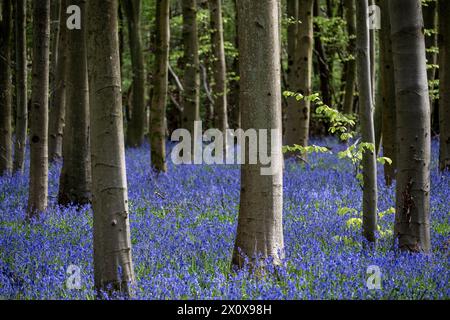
left=0, top=138, right=449, bottom=299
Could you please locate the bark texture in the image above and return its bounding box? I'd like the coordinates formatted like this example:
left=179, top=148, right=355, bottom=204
left=0, top=0, right=12, bottom=176
left=28, top=0, right=50, bottom=217
left=439, top=0, right=450, bottom=170
left=13, top=0, right=28, bottom=173
left=58, top=0, right=91, bottom=206
left=356, top=0, right=377, bottom=243
left=48, top=2, right=67, bottom=162
left=150, top=0, right=170, bottom=172
left=182, top=0, right=200, bottom=141
left=378, top=0, right=396, bottom=185
left=124, top=0, right=146, bottom=148
left=390, top=0, right=431, bottom=253
left=232, top=0, right=284, bottom=268
left=285, top=0, right=314, bottom=150
left=87, top=0, right=135, bottom=295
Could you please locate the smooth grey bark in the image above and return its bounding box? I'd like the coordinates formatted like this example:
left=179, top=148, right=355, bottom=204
left=232, top=0, right=284, bottom=268
left=285, top=0, right=314, bottom=150
left=0, top=0, right=13, bottom=176
left=182, top=0, right=200, bottom=143
left=356, top=0, right=377, bottom=243
left=343, top=0, right=356, bottom=115
left=28, top=0, right=50, bottom=218
left=439, top=0, right=450, bottom=171
left=48, top=2, right=67, bottom=162
left=58, top=0, right=91, bottom=206
left=390, top=0, right=431, bottom=253
left=124, top=0, right=146, bottom=148
left=209, top=0, right=228, bottom=145
left=49, top=0, right=60, bottom=136
left=377, top=0, right=396, bottom=185
left=150, top=0, right=170, bottom=172
left=13, top=0, right=28, bottom=173
left=87, top=0, right=135, bottom=295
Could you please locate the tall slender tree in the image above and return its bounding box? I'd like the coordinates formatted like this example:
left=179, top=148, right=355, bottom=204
left=58, top=0, right=91, bottom=206
left=28, top=0, right=51, bottom=217
left=0, top=0, right=12, bottom=176
left=182, top=0, right=200, bottom=147
left=285, top=0, right=314, bottom=151
left=390, top=0, right=431, bottom=253
left=49, top=0, right=61, bottom=137
left=232, top=0, right=284, bottom=268
left=150, top=0, right=170, bottom=172
left=13, top=0, right=28, bottom=173
left=87, top=0, right=135, bottom=295
left=377, top=0, right=396, bottom=185
left=209, top=0, right=228, bottom=146
left=343, top=0, right=356, bottom=115
left=48, top=2, right=67, bottom=162
left=438, top=0, right=450, bottom=171
left=123, top=0, right=146, bottom=148
left=356, top=0, right=377, bottom=243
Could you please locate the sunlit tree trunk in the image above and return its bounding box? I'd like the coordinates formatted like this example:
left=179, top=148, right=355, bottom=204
left=13, top=0, right=28, bottom=174
left=232, top=0, right=284, bottom=268
left=124, top=0, right=146, bottom=148
left=390, top=0, right=431, bottom=253
left=209, top=0, right=228, bottom=146
left=87, top=0, right=135, bottom=295
left=182, top=0, right=200, bottom=143
left=439, top=0, right=450, bottom=171
left=285, top=0, right=314, bottom=151
left=48, top=2, right=67, bottom=162
left=0, top=0, right=13, bottom=176
left=150, top=0, right=170, bottom=172
left=343, top=0, right=356, bottom=115
left=356, top=0, right=377, bottom=243
left=28, top=0, right=50, bottom=217
left=58, top=0, right=91, bottom=206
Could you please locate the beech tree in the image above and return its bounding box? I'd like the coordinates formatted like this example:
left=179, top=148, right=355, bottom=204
left=343, top=0, right=356, bottom=115
left=124, top=0, right=146, bottom=148
left=439, top=0, right=450, bottom=171
left=390, top=0, right=431, bottom=253
left=182, top=0, right=200, bottom=145
left=58, top=0, right=91, bottom=206
left=87, top=0, right=135, bottom=294
left=27, top=0, right=51, bottom=217
left=232, top=0, right=284, bottom=268
left=150, top=0, right=170, bottom=172
left=13, top=0, right=28, bottom=173
left=285, top=0, right=314, bottom=150
left=0, top=0, right=12, bottom=176
left=209, top=0, right=228, bottom=145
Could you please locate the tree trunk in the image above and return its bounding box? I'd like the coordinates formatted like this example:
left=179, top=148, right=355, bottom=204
left=58, top=0, right=91, bottom=206
left=285, top=0, right=314, bottom=150
left=439, top=0, right=450, bottom=171
left=232, top=0, right=284, bottom=268
left=390, top=0, right=431, bottom=253
left=343, top=0, right=356, bottom=115
left=182, top=0, right=200, bottom=144
left=356, top=0, right=378, bottom=243
left=377, top=0, right=396, bottom=185
left=28, top=0, right=50, bottom=217
left=48, top=3, right=67, bottom=162
left=229, top=0, right=240, bottom=129
left=209, top=0, right=228, bottom=145
left=124, top=0, right=146, bottom=148
left=0, top=0, right=13, bottom=176
left=87, top=0, right=135, bottom=295
left=49, top=0, right=60, bottom=139
left=150, top=0, right=170, bottom=172
left=13, top=0, right=28, bottom=174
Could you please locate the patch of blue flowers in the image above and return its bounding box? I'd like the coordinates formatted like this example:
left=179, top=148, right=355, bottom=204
left=0, top=138, right=448, bottom=299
